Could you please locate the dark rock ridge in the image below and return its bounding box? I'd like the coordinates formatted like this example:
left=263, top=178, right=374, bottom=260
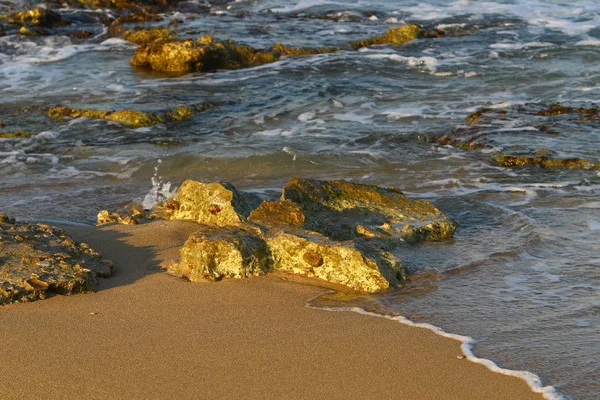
left=428, top=103, right=600, bottom=170
left=140, top=178, right=455, bottom=292
left=0, top=214, right=113, bottom=306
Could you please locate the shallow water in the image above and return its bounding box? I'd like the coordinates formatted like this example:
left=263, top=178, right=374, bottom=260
left=1, top=1, right=599, bottom=398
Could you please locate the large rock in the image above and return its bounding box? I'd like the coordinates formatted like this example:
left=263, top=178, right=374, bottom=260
left=266, top=230, right=403, bottom=292
left=130, top=35, right=337, bottom=73
left=0, top=214, right=113, bottom=306
left=281, top=178, right=456, bottom=241
left=166, top=225, right=270, bottom=282
left=153, top=180, right=252, bottom=226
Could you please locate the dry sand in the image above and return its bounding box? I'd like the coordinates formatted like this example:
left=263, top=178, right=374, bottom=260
left=0, top=220, right=544, bottom=399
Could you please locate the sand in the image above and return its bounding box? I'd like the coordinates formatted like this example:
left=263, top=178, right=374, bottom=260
left=0, top=220, right=544, bottom=399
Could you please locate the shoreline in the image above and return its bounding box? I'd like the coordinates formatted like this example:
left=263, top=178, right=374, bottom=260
left=0, top=220, right=547, bottom=399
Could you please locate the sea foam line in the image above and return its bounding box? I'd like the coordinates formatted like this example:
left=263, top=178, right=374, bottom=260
left=306, top=299, right=563, bottom=400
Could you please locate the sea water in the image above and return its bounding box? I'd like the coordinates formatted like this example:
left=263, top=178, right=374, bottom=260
left=1, top=1, right=598, bottom=398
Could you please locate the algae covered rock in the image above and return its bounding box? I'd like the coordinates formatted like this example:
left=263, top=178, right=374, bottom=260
left=281, top=178, right=456, bottom=241
left=430, top=102, right=600, bottom=170
left=4, top=7, right=66, bottom=28
left=248, top=200, right=305, bottom=228
left=166, top=225, right=270, bottom=282
left=121, top=26, right=172, bottom=44
left=48, top=104, right=210, bottom=127
left=153, top=180, right=251, bottom=226
left=352, top=24, right=423, bottom=49
left=130, top=35, right=338, bottom=74
left=265, top=231, right=402, bottom=292
left=0, top=215, right=113, bottom=306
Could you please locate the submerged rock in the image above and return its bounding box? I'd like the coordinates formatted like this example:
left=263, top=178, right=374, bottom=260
left=3, top=7, right=66, bottom=28
left=351, top=24, right=424, bottom=49
left=166, top=225, right=270, bottom=282
left=281, top=178, right=456, bottom=241
left=266, top=230, right=404, bottom=292
left=0, top=215, right=113, bottom=306
left=121, top=26, right=172, bottom=44
left=0, top=130, right=31, bottom=139
left=130, top=35, right=337, bottom=73
left=47, top=104, right=210, bottom=127
left=153, top=180, right=252, bottom=226
left=429, top=103, right=600, bottom=170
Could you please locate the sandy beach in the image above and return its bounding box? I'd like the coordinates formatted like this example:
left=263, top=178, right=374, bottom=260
left=0, top=220, right=544, bottom=399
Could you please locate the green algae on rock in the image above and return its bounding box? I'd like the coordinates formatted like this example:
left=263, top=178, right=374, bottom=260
left=351, top=24, right=423, bottom=49
left=3, top=7, right=66, bottom=28
left=0, top=130, right=31, bottom=139
left=495, top=155, right=600, bottom=170
left=281, top=178, right=456, bottom=241
left=248, top=200, right=306, bottom=228
left=153, top=180, right=252, bottom=225
left=0, top=214, right=113, bottom=306
left=121, top=26, right=172, bottom=44
left=166, top=225, right=270, bottom=282
left=130, top=35, right=338, bottom=73
left=47, top=104, right=210, bottom=127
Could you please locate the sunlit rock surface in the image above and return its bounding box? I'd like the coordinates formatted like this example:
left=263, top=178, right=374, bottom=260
left=0, top=214, right=113, bottom=306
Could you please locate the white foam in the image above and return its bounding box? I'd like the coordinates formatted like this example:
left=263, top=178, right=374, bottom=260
left=587, top=220, right=600, bottom=231
left=490, top=42, right=554, bottom=51
left=363, top=53, right=439, bottom=72
left=332, top=112, right=373, bottom=124
left=400, top=0, right=600, bottom=36
left=298, top=110, right=316, bottom=122
left=141, top=160, right=178, bottom=210
left=575, top=39, right=600, bottom=46
left=307, top=302, right=563, bottom=400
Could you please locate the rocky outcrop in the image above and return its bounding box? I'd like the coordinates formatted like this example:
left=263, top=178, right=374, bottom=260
left=166, top=225, right=270, bottom=282
left=47, top=103, right=211, bottom=127
left=0, top=130, right=31, bottom=139
left=152, top=180, right=252, bottom=225
left=129, top=23, right=441, bottom=74
left=0, top=214, right=113, bottom=306
left=429, top=103, right=600, bottom=170
left=3, top=7, right=66, bottom=28
left=351, top=25, right=424, bottom=49
left=130, top=35, right=337, bottom=74
left=121, top=26, right=172, bottom=44
left=266, top=230, right=404, bottom=292
left=281, top=178, right=456, bottom=242
left=154, top=178, right=454, bottom=292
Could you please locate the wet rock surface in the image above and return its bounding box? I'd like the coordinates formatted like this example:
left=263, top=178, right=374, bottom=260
left=48, top=104, right=211, bottom=127
left=154, top=178, right=454, bottom=292
left=130, top=35, right=337, bottom=73
left=266, top=230, right=403, bottom=292
left=281, top=178, right=456, bottom=242
left=153, top=180, right=252, bottom=225
left=429, top=103, right=600, bottom=170
left=0, top=214, right=113, bottom=306
left=167, top=225, right=270, bottom=282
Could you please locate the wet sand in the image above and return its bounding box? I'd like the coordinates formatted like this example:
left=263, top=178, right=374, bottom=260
left=0, top=220, right=544, bottom=399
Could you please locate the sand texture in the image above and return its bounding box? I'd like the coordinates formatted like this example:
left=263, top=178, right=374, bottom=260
left=0, top=220, right=544, bottom=399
